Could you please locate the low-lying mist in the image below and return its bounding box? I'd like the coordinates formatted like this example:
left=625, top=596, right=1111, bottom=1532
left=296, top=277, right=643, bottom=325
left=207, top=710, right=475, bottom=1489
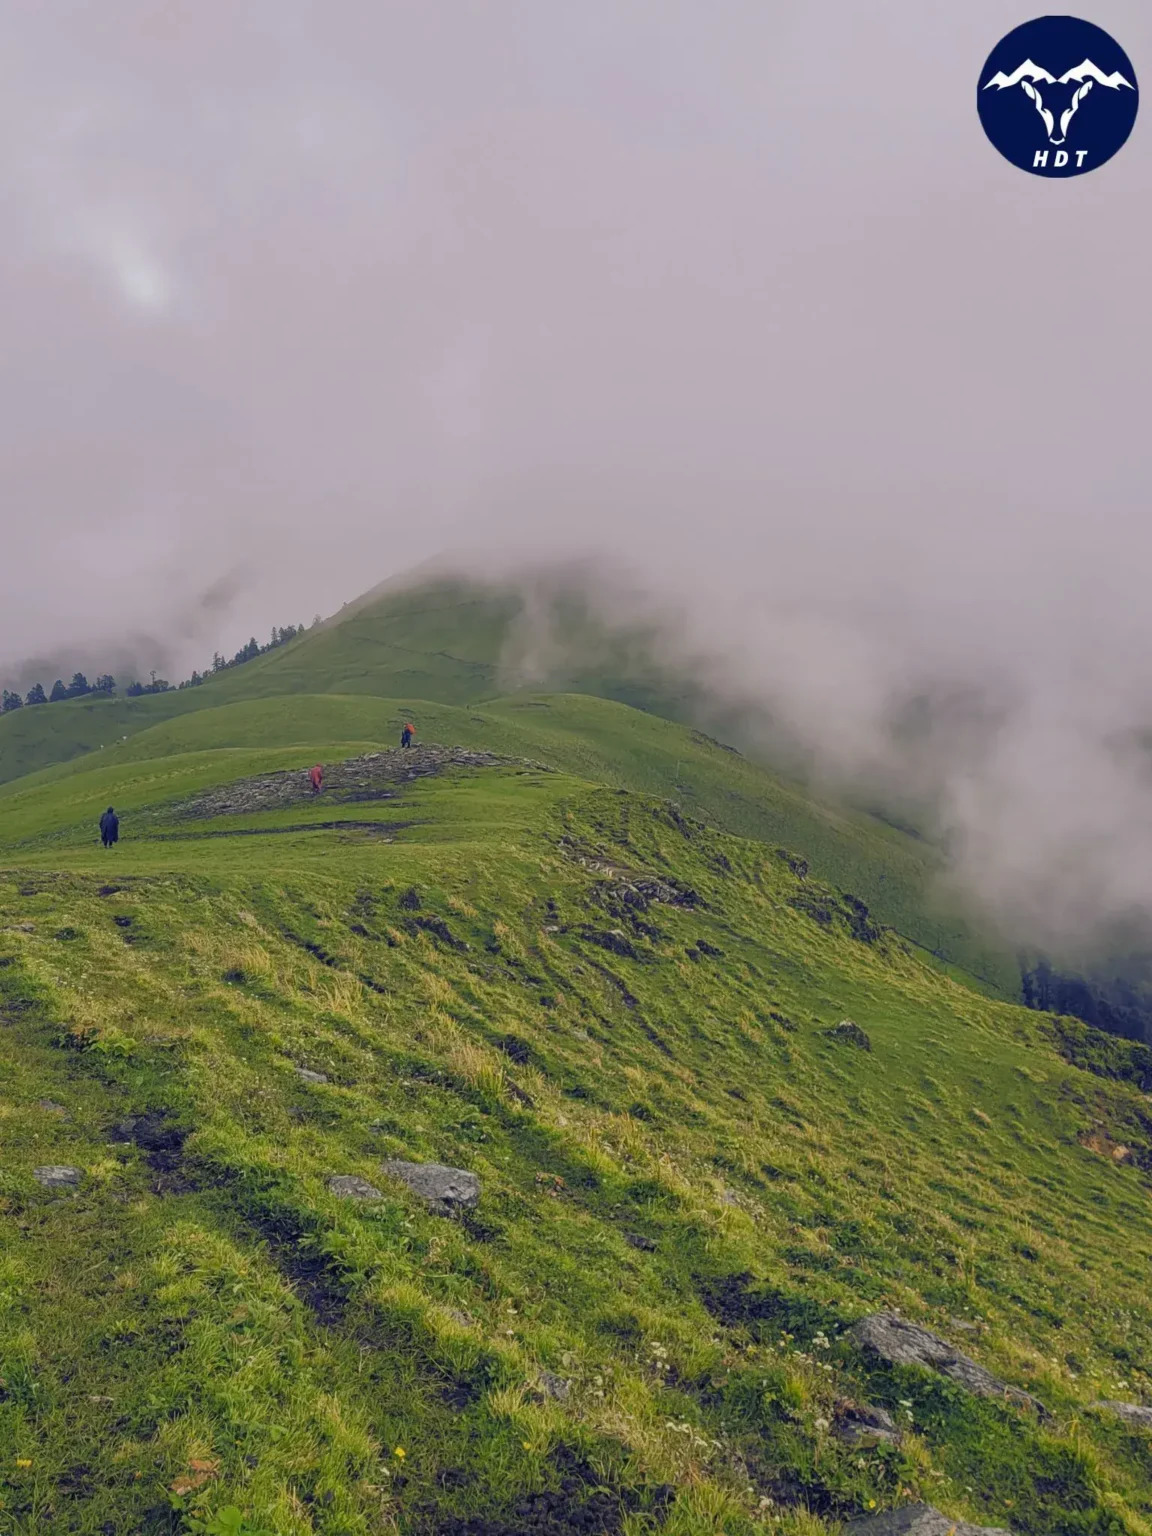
left=445, top=538, right=1152, bottom=968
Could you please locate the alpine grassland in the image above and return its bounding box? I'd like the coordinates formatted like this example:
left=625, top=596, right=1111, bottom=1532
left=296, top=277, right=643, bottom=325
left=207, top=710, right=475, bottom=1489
left=2, top=686, right=1152, bottom=1535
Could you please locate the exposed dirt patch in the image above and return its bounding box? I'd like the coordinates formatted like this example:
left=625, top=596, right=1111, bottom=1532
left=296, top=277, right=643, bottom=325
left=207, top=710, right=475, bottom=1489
left=150, top=819, right=413, bottom=841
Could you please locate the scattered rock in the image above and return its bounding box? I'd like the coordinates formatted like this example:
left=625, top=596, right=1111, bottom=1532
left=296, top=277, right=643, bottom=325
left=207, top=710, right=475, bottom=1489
left=412, top=914, right=468, bottom=950
left=719, top=1187, right=743, bottom=1207
left=950, top=1317, right=983, bottom=1333
left=443, top=1308, right=474, bottom=1328
left=399, top=886, right=422, bottom=910
left=327, top=1174, right=382, bottom=1201
left=37, top=1100, right=67, bottom=1115
left=1091, top=1400, right=1152, bottom=1429
left=834, top=1402, right=903, bottom=1448
left=535, top=1370, right=572, bottom=1403
left=383, top=1159, right=480, bottom=1215
left=846, top=1505, right=1012, bottom=1536
left=33, top=1165, right=81, bottom=1189
left=825, top=1019, right=872, bottom=1051
left=624, top=1232, right=657, bottom=1251
left=852, top=1313, right=1044, bottom=1413
left=295, top=1067, right=329, bottom=1085
left=579, top=927, right=639, bottom=959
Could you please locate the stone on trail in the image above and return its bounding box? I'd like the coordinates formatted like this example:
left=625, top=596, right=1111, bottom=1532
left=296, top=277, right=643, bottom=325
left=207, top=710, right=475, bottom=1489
left=834, top=1402, right=903, bottom=1447
left=846, top=1505, right=1013, bottom=1536
left=1092, top=1400, right=1152, bottom=1429
left=33, top=1165, right=81, bottom=1189
left=382, top=1159, right=480, bottom=1215
left=851, top=1313, right=1044, bottom=1414
left=328, top=1174, right=382, bottom=1200
left=295, top=1067, right=329, bottom=1084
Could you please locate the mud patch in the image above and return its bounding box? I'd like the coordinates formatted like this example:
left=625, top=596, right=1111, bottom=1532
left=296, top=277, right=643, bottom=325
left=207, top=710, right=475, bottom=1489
left=696, top=1271, right=841, bottom=1343
left=414, top=1445, right=674, bottom=1535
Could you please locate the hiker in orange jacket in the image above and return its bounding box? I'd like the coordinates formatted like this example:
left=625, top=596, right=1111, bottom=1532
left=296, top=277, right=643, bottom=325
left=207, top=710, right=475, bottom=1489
left=400, top=723, right=414, bottom=748
left=309, top=764, right=324, bottom=794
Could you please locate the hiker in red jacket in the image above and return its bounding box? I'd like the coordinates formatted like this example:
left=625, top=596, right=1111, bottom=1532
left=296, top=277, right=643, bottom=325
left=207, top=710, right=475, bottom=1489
left=309, top=764, right=324, bottom=794
left=400, top=723, right=414, bottom=748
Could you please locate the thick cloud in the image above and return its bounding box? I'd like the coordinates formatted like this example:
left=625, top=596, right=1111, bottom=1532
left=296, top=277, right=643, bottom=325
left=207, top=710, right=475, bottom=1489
left=2, top=2, right=1151, bottom=948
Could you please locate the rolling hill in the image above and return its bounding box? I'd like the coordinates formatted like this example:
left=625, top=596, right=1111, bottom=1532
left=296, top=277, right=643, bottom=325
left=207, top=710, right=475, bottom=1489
left=2, top=719, right=1152, bottom=1534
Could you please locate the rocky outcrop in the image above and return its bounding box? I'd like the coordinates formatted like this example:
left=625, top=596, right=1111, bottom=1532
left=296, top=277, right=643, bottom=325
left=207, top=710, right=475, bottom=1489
left=383, top=1160, right=479, bottom=1215
left=1091, top=1400, right=1152, bottom=1429
left=851, top=1313, right=1044, bottom=1414
left=846, top=1505, right=1012, bottom=1536
left=175, top=747, right=545, bottom=820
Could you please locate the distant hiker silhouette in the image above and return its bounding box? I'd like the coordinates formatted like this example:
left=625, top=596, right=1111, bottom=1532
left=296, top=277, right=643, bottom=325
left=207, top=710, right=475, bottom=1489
left=99, top=807, right=119, bottom=848
left=401, top=723, right=414, bottom=748
left=309, top=765, right=324, bottom=794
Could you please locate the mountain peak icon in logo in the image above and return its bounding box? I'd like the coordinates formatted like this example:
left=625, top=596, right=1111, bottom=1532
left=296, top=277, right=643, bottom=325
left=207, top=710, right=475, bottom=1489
left=976, top=16, right=1138, bottom=176
left=983, top=57, right=1134, bottom=145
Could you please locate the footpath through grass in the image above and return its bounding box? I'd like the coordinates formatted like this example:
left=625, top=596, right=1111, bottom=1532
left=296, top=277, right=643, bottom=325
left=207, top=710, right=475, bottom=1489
left=1, top=745, right=1152, bottom=1533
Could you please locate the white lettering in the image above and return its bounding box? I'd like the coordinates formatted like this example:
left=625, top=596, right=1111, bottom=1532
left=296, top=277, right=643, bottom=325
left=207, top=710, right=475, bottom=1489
left=1033, top=149, right=1049, bottom=167
left=1076, top=150, right=1089, bottom=167
left=1054, top=149, right=1069, bottom=167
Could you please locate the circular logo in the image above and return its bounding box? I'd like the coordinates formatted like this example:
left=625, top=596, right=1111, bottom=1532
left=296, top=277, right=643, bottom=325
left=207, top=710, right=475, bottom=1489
left=978, top=15, right=1138, bottom=176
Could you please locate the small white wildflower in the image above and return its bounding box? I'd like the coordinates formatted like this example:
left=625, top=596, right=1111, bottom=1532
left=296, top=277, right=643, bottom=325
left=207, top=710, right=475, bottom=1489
left=814, top=1417, right=830, bottom=1431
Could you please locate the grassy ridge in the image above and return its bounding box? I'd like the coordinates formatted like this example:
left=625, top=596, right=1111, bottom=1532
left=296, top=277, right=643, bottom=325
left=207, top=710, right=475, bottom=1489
left=1, top=744, right=1152, bottom=1532
left=0, top=693, right=1016, bottom=997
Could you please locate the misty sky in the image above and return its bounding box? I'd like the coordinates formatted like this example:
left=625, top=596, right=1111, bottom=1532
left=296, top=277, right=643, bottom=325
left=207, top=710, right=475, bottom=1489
left=3, top=2, right=1152, bottom=947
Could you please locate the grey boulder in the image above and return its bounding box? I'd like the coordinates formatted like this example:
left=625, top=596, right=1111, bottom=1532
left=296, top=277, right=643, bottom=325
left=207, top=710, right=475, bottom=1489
left=383, top=1159, right=479, bottom=1215
left=295, top=1067, right=329, bottom=1084
left=851, top=1313, right=1044, bottom=1414
left=846, top=1504, right=1013, bottom=1536
left=33, top=1165, right=81, bottom=1189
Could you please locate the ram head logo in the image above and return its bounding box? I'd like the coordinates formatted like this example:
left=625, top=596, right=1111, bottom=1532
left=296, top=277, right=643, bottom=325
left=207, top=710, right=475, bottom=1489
left=983, top=57, right=1134, bottom=144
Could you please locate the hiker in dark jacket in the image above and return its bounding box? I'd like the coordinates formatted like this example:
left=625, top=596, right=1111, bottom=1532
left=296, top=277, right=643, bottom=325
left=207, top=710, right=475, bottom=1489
left=99, top=807, right=119, bottom=848
left=400, top=723, right=414, bottom=748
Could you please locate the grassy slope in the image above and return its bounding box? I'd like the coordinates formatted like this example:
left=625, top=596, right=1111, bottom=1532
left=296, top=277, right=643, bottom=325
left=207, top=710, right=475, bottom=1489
left=2, top=740, right=1152, bottom=1534
left=0, top=693, right=1016, bottom=998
